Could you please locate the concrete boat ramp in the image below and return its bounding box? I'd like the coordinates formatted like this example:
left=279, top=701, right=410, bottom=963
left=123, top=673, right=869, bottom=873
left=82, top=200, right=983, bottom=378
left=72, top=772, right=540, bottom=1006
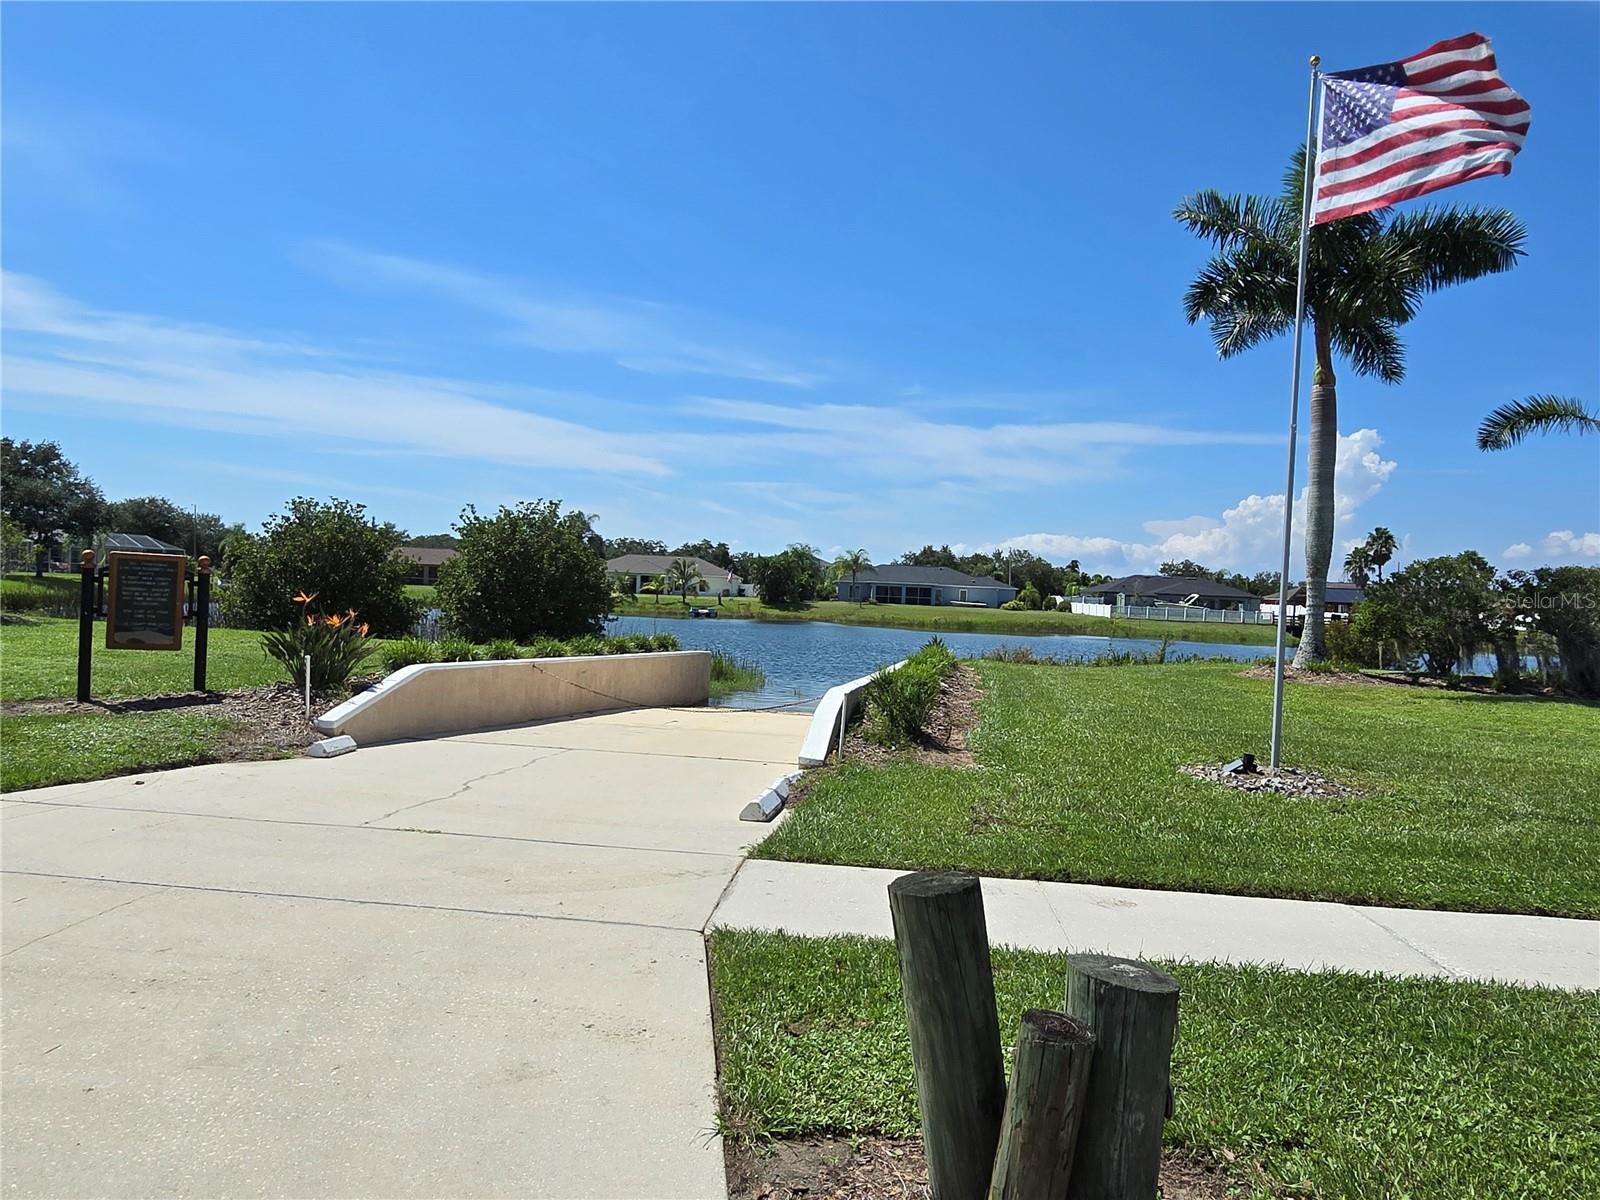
left=2, top=707, right=809, bottom=1200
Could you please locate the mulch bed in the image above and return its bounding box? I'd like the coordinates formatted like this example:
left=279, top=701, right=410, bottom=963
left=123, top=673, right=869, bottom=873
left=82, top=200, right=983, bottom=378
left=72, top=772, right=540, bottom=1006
left=0, top=677, right=383, bottom=764
left=1240, top=663, right=1375, bottom=687
left=841, top=664, right=982, bottom=768
left=725, top=1135, right=1241, bottom=1199
left=1180, top=760, right=1355, bottom=800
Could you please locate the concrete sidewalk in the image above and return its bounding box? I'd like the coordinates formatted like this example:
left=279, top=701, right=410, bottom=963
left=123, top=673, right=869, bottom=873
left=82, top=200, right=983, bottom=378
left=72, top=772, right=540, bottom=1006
left=711, top=860, right=1600, bottom=991
left=3, top=707, right=810, bottom=1200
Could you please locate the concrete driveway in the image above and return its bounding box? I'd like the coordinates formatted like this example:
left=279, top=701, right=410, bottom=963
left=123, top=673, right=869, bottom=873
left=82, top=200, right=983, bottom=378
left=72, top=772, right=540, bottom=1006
left=2, top=707, right=810, bottom=1199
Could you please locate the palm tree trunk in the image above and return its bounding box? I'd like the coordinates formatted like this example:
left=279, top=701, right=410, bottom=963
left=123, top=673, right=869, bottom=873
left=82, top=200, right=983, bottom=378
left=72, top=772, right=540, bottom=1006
left=1293, top=325, right=1337, bottom=666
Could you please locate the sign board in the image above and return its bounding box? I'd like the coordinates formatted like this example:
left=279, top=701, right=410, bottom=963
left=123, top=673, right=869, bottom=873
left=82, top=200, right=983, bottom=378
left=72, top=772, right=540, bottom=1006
left=105, top=552, right=186, bottom=651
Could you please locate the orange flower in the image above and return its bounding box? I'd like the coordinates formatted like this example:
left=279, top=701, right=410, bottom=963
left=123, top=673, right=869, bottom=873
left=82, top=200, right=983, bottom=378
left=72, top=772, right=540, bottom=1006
left=293, top=590, right=318, bottom=604
left=358, top=622, right=370, bottom=636
left=346, top=608, right=357, bottom=620
left=306, top=615, right=316, bottom=626
left=325, top=613, right=344, bottom=627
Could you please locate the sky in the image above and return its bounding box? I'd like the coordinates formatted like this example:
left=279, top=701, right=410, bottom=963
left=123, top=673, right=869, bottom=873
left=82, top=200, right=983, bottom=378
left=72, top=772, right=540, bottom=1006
left=3, top=2, right=1597, bottom=574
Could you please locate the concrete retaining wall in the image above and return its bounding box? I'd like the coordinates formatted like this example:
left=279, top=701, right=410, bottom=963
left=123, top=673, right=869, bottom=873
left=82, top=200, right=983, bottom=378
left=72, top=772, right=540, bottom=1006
left=314, top=651, right=711, bottom=745
left=798, top=659, right=905, bottom=768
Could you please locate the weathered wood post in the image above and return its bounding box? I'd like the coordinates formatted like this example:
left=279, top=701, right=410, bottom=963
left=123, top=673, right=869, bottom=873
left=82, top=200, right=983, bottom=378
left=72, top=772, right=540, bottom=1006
left=76, top=550, right=96, bottom=702
left=888, top=870, right=1007, bottom=1200
left=1064, top=954, right=1180, bottom=1200
left=987, top=1009, right=1095, bottom=1200
left=193, top=556, right=211, bottom=693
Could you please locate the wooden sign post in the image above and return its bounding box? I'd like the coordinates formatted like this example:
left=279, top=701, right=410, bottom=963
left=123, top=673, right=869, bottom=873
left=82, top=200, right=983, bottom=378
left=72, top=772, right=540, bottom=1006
left=76, top=550, right=213, bottom=702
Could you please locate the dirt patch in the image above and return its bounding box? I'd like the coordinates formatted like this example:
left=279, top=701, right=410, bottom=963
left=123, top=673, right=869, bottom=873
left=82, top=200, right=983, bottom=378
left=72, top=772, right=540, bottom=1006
left=841, top=664, right=981, bottom=768
left=1, top=677, right=383, bottom=763
left=725, top=1135, right=1241, bottom=1199
left=1181, top=760, right=1355, bottom=800
left=1240, top=663, right=1375, bottom=687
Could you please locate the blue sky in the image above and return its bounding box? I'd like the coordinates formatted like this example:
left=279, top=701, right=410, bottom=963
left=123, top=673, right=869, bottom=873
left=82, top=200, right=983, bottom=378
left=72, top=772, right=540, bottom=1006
left=3, top=2, right=1596, bottom=572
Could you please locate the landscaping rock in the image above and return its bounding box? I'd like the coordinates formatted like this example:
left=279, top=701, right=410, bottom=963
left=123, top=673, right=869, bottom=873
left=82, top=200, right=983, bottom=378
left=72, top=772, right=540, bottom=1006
left=1180, top=760, right=1355, bottom=799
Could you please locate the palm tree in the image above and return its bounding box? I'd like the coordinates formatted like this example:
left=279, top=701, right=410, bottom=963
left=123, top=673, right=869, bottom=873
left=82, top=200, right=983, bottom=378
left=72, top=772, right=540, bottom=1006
left=1365, top=527, right=1397, bottom=582
left=834, top=548, right=871, bottom=603
left=663, top=558, right=705, bottom=604
left=1342, top=544, right=1373, bottom=591
left=1176, top=149, right=1525, bottom=664
left=1477, top=395, right=1600, bottom=450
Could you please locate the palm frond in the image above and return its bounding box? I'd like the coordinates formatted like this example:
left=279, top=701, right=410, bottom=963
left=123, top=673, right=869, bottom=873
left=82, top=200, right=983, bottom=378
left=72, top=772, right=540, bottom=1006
left=1477, top=395, right=1600, bottom=450
left=1172, top=191, right=1284, bottom=251
left=1332, top=318, right=1405, bottom=383
left=1385, top=207, right=1528, bottom=292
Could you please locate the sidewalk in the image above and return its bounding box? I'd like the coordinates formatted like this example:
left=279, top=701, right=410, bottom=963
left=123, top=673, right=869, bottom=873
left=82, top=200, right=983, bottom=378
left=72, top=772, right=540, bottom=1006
left=710, top=859, right=1600, bottom=991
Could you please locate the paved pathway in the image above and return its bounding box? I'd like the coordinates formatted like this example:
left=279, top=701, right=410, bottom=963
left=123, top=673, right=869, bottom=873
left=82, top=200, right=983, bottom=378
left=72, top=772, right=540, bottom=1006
left=2, top=707, right=810, bottom=1200
left=710, top=860, right=1600, bottom=991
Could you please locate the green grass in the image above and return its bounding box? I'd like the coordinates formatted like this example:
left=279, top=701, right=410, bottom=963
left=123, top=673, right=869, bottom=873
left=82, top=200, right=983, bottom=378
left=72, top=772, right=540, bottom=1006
left=2, top=571, right=83, bottom=617
left=757, top=660, right=1600, bottom=916
left=403, top=583, right=437, bottom=601
left=0, top=617, right=290, bottom=701
left=611, top=595, right=1287, bottom=645
left=1, top=710, right=233, bottom=790
left=710, top=651, right=766, bottom=699
left=710, top=930, right=1600, bottom=1200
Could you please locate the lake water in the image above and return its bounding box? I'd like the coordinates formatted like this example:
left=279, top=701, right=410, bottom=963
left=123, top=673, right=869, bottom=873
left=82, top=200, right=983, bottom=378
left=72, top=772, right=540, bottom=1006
left=606, top=614, right=1274, bottom=709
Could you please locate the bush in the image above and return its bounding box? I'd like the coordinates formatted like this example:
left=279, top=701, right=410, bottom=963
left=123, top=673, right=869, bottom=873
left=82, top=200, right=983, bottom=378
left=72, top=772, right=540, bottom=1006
left=863, top=638, right=957, bottom=746
left=224, top=497, right=417, bottom=636
left=564, top=634, right=606, bottom=657
left=749, top=545, right=824, bottom=609
left=1324, top=618, right=1382, bottom=668
left=260, top=593, right=377, bottom=693
left=1042, top=596, right=1059, bottom=612
left=380, top=638, right=439, bottom=672
left=525, top=637, right=570, bottom=659
left=436, top=638, right=480, bottom=663
left=435, top=499, right=610, bottom=642
left=482, top=638, right=524, bottom=661
left=1018, top=582, right=1043, bottom=610
left=1000, top=599, right=1026, bottom=611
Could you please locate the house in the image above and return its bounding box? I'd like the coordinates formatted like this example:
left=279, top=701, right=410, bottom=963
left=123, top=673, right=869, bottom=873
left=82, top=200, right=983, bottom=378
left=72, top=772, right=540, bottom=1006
left=607, top=554, right=743, bottom=597
left=395, top=547, right=457, bottom=586
left=1084, top=574, right=1262, bottom=612
left=1264, top=581, right=1365, bottom=620
left=835, top=565, right=1018, bottom=608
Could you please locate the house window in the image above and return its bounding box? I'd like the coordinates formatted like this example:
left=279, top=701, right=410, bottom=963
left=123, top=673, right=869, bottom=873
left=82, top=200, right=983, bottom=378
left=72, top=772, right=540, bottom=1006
left=905, top=586, right=933, bottom=605
left=874, top=585, right=898, bottom=603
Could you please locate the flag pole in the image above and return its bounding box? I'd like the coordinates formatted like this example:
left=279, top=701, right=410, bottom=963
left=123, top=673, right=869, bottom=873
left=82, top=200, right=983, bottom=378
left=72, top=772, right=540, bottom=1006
left=1269, top=54, right=1321, bottom=770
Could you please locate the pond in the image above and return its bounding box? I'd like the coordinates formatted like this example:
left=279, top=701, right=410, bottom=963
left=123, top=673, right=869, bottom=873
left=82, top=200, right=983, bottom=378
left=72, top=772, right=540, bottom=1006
left=605, top=614, right=1275, bottom=709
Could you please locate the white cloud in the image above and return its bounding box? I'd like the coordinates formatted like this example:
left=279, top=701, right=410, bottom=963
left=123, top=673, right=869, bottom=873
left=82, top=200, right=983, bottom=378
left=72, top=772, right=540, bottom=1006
left=1538, top=530, right=1600, bottom=559
left=298, top=242, right=826, bottom=388
left=998, top=429, right=1398, bottom=572
left=1503, top=542, right=1534, bottom=560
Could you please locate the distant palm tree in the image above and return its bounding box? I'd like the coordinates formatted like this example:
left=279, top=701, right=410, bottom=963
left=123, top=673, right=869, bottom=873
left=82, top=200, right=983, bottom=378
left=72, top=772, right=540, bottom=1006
left=834, top=548, right=871, bottom=603
left=1477, top=395, right=1600, bottom=450
left=1343, top=544, right=1374, bottom=591
left=1365, top=527, right=1397, bottom=582
left=1177, top=148, right=1524, bottom=664
left=663, top=558, right=705, bottom=603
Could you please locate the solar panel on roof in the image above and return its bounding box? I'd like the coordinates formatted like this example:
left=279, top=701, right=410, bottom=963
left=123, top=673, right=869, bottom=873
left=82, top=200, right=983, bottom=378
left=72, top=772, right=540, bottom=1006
left=106, top=532, right=186, bottom=554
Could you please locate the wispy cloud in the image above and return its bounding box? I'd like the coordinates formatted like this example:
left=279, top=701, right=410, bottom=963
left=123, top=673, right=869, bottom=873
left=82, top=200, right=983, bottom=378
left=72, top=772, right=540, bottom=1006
left=298, top=241, right=827, bottom=388
left=993, top=429, right=1398, bottom=571
left=1505, top=531, right=1600, bottom=562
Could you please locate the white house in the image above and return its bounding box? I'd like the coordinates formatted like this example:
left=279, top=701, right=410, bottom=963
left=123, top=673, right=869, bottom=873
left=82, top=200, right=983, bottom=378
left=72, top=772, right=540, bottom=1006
left=607, top=554, right=742, bottom=597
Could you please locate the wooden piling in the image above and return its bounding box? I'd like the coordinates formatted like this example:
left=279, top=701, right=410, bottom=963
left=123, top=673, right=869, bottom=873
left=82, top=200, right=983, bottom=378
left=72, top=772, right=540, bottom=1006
left=888, top=870, right=1007, bottom=1200
left=987, top=1009, right=1095, bottom=1200
left=1064, top=954, right=1180, bottom=1200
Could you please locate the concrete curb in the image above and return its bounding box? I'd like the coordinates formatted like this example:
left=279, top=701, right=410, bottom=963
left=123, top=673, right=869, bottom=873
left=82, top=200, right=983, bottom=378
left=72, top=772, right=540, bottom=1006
left=740, top=771, right=804, bottom=822
left=798, top=659, right=906, bottom=768
left=305, top=735, right=358, bottom=759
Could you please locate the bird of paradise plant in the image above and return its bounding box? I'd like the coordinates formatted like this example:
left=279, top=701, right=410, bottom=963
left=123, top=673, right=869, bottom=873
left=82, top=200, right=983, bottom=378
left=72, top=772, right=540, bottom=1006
left=261, top=589, right=378, bottom=695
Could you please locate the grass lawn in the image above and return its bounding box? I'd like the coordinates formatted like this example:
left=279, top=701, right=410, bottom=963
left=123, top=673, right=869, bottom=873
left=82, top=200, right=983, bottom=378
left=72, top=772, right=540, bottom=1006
left=1, top=710, right=232, bottom=790
left=403, top=583, right=437, bottom=602
left=0, top=617, right=289, bottom=701
left=757, top=660, right=1600, bottom=917
left=710, top=930, right=1599, bottom=1200
left=611, top=596, right=1287, bottom=645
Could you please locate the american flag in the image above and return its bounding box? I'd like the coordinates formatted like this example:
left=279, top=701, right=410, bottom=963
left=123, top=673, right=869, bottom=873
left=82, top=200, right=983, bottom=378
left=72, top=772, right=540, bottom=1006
left=1311, top=32, right=1530, bottom=225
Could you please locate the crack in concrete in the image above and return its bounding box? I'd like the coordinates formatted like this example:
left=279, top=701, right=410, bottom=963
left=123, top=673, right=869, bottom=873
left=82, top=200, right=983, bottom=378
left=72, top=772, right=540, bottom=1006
left=2, top=884, right=170, bottom=958
left=1346, top=904, right=1461, bottom=978
left=362, top=748, right=569, bottom=825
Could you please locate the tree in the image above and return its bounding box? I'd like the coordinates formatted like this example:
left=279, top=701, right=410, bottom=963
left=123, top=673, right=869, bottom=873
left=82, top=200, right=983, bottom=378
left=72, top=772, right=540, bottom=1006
left=1365, top=527, right=1397, bottom=581
left=103, top=495, right=233, bottom=561
left=669, top=539, right=734, bottom=571
left=1342, top=544, right=1374, bottom=591
left=663, top=557, right=706, bottom=602
left=1017, top=581, right=1043, bottom=610
left=0, top=438, right=105, bottom=575
left=1501, top=566, right=1600, bottom=698
left=1176, top=149, right=1525, bottom=663
left=404, top=533, right=461, bottom=549
left=436, top=499, right=610, bottom=641
left=1351, top=552, right=1495, bottom=678
left=834, top=548, right=871, bottom=603
left=1477, top=395, right=1600, bottom=450
left=223, top=497, right=417, bottom=636
left=898, top=544, right=960, bottom=569
left=602, top=536, right=667, bottom=559
left=750, top=545, right=821, bottom=609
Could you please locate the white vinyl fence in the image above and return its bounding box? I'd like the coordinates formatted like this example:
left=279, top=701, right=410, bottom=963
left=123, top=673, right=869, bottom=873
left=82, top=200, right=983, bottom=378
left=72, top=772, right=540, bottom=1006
left=1069, top=600, right=1276, bottom=625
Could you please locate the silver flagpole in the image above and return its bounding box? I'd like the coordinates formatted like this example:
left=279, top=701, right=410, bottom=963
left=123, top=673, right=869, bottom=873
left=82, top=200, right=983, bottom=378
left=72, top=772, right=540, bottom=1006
left=1269, top=54, right=1322, bottom=769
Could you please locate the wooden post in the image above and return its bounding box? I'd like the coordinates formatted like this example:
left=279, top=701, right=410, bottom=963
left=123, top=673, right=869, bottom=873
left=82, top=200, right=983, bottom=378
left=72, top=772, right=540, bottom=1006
left=888, top=870, right=1007, bottom=1200
left=76, top=550, right=96, bottom=702
left=1064, top=955, right=1180, bottom=1200
left=988, top=1010, right=1095, bottom=1200
left=193, top=556, right=211, bottom=692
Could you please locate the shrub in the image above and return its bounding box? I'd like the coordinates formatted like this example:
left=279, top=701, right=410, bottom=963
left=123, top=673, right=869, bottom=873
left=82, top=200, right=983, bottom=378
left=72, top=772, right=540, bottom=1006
left=1324, top=618, right=1382, bottom=668
left=749, top=545, right=824, bottom=609
left=224, top=498, right=417, bottom=636
left=260, top=592, right=377, bottom=693
left=863, top=638, right=957, bottom=746
left=380, top=638, right=440, bottom=672
left=435, top=499, right=610, bottom=642
left=482, top=638, right=525, bottom=661
left=564, top=634, right=606, bottom=657
left=647, top=633, right=680, bottom=652
left=1042, top=596, right=1059, bottom=612
left=525, top=637, right=570, bottom=659
left=1018, top=581, right=1043, bottom=610
left=1000, top=599, right=1026, bottom=611
left=436, top=638, right=480, bottom=662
